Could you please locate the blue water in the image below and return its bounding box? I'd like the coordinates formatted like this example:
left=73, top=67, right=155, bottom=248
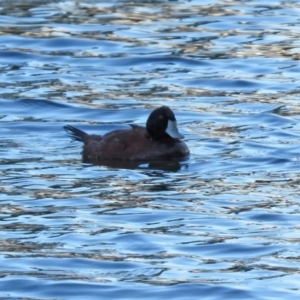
left=1, top=0, right=300, bottom=299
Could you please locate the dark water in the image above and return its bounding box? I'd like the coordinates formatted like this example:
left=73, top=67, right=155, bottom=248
left=1, top=0, right=300, bottom=299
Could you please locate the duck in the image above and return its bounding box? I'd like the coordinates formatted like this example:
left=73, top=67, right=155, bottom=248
left=64, top=106, right=189, bottom=164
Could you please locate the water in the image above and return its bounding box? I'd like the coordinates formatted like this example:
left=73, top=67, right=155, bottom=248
left=1, top=0, right=300, bottom=299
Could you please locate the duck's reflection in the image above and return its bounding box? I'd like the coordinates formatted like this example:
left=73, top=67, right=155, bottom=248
left=82, top=155, right=189, bottom=172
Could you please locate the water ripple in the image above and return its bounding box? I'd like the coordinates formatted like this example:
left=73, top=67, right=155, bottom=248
left=1, top=0, right=300, bottom=299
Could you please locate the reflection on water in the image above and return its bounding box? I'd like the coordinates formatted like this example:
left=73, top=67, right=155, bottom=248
left=81, top=157, right=188, bottom=171
left=1, top=0, right=300, bottom=299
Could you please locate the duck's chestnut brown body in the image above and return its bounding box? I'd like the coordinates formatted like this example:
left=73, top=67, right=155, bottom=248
left=64, top=106, right=189, bottom=163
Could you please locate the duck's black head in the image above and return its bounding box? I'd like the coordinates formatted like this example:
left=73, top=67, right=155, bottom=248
left=146, top=106, right=184, bottom=140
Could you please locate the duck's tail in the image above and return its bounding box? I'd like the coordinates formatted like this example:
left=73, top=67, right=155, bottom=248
left=64, top=125, right=88, bottom=143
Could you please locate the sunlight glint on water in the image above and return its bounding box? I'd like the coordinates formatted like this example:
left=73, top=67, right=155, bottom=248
left=1, top=0, right=300, bottom=299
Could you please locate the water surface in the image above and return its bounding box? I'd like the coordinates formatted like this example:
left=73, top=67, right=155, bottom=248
left=1, top=0, right=300, bottom=299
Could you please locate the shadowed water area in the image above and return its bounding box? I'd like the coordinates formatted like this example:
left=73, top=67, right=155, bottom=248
left=1, top=0, right=300, bottom=299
